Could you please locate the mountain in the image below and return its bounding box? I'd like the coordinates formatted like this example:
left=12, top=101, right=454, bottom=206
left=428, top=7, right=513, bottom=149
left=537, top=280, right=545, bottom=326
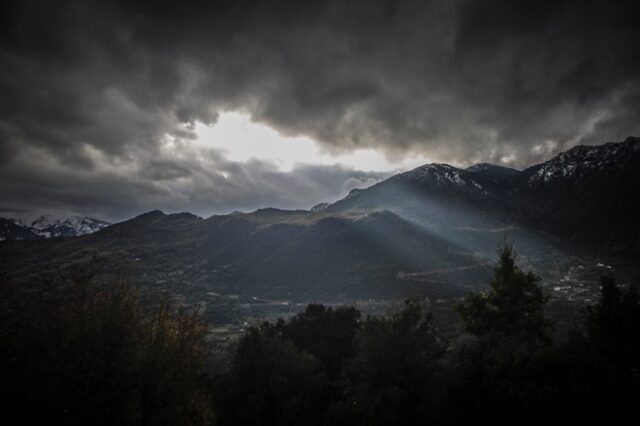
left=327, top=161, right=519, bottom=222
left=328, top=136, right=640, bottom=255
left=466, top=162, right=521, bottom=179
left=0, top=218, right=41, bottom=241
left=1, top=137, right=638, bottom=314
left=310, top=202, right=330, bottom=212
left=514, top=137, right=640, bottom=249
left=29, top=215, right=111, bottom=238
left=0, top=209, right=490, bottom=305
left=326, top=162, right=528, bottom=257
left=0, top=215, right=111, bottom=240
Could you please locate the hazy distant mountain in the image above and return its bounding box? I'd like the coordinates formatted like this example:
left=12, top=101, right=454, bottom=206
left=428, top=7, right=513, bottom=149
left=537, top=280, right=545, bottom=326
left=0, top=215, right=111, bottom=240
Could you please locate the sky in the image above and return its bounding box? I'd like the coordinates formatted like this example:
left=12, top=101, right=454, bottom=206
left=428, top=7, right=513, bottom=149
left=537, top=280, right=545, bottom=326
left=1, top=0, right=639, bottom=221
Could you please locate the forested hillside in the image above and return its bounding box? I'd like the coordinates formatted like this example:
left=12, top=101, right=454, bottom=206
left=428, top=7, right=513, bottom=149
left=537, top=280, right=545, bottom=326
left=2, top=248, right=638, bottom=425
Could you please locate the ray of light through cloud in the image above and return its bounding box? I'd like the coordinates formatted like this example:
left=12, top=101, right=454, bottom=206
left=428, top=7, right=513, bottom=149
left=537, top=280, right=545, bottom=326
left=193, top=112, right=432, bottom=172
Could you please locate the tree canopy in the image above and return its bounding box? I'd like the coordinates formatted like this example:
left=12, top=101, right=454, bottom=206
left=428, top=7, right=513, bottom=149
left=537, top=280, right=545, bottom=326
left=456, top=245, right=551, bottom=342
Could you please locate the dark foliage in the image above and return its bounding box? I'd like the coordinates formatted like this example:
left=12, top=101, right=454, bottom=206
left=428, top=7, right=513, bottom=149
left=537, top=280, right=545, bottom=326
left=214, top=304, right=361, bottom=426
left=2, top=248, right=639, bottom=426
left=215, top=326, right=325, bottom=426
left=335, top=301, right=448, bottom=426
left=213, top=249, right=639, bottom=425
left=456, top=245, right=551, bottom=342
left=279, top=304, right=361, bottom=380
left=0, top=277, right=213, bottom=426
left=584, top=274, right=640, bottom=371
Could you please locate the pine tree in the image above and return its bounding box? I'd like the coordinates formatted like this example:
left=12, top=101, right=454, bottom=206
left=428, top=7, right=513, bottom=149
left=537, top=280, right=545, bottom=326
left=456, top=245, right=551, bottom=342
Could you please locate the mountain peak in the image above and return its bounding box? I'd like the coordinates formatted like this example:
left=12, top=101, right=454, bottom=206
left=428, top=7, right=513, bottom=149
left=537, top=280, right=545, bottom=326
left=414, top=163, right=457, bottom=171
left=310, top=202, right=330, bottom=212
left=466, top=162, right=521, bottom=178
left=145, top=209, right=165, bottom=215
left=344, top=188, right=364, bottom=200
left=135, top=210, right=166, bottom=219
left=466, top=162, right=494, bottom=171
left=402, top=163, right=468, bottom=187
left=525, top=136, right=640, bottom=186
left=466, top=162, right=515, bottom=172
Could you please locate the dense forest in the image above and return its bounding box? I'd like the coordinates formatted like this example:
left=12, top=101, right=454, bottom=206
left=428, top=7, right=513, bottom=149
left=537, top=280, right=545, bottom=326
left=1, top=247, right=638, bottom=425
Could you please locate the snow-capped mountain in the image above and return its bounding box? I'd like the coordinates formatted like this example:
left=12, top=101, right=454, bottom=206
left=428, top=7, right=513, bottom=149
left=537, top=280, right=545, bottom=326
left=0, top=218, right=40, bottom=241
left=1, top=137, right=638, bottom=304
left=327, top=136, right=640, bottom=253
left=29, top=215, right=111, bottom=238
left=511, top=136, right=640, bottom=247
left=403, top=164, right=470, bottom=187
left=0, top=215, right=111, bottom=241
left=3, top=137, right=637, bottom=253
left=522, top=136, right=640, bottom=187
left=328, top=160, right=509, bottom=218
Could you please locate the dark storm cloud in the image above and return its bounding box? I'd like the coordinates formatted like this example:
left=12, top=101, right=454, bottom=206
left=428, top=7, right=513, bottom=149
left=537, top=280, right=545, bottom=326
left=1, top=0, right=639, bottom=218
left=0, top=141, right=387, bottom=220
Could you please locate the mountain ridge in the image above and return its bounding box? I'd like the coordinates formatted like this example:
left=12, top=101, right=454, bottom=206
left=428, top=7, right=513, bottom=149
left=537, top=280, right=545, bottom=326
left=325, top=136, right=640, bottom=253
left=1, top=137, right=638, bottom=309
left=0, top=214, right=111, bottom=241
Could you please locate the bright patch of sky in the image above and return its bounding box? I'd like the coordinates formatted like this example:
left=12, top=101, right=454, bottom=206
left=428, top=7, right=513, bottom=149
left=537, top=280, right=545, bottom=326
left=194, top=112, right=431, bottom=172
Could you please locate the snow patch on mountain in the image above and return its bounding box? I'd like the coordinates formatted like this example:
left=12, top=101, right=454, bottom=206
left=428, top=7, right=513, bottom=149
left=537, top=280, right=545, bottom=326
left=404, top=163, right=484, bottom=190
left=0, top=214, right=111, bottom=240
left=310, top=202, right=330, bottom=212
left=30, top=215, right=111, bottom=237
left=406, top=164, right=461, bottom=183
left=525, top=136, right=640, bottom=186
left=344, top=188, right=364, bottom=200
left=0, top=217, right=40, bottom=241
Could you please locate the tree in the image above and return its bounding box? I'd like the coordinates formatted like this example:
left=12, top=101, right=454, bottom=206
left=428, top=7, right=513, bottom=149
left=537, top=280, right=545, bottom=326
left=456, top=245, right=551, bottom=342
left=0, top=277, right=214, bottom=426
left=584, top=274, right=640, bottom=370
left=279, top=304, right=361, bottom=379
left=214, top=304, right=360, bottom=426
left=215, top=324, right=324, bottom=426
left=337, top=301, right=447, bottom=426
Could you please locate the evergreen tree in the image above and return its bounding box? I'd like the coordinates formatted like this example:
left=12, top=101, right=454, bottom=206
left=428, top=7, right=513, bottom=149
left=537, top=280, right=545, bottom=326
left=456, top=245, right=551, bottom=342
left=584, top=274, right=640, bottom=370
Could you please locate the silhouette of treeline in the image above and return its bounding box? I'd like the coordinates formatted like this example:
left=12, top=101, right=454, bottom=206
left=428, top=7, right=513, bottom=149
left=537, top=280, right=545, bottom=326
left=1, top=247, right=639, bottom=425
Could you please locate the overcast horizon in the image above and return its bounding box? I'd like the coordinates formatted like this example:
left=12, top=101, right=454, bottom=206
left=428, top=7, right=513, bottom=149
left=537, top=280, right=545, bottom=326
left=1, top=0, right=639, bottom=221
